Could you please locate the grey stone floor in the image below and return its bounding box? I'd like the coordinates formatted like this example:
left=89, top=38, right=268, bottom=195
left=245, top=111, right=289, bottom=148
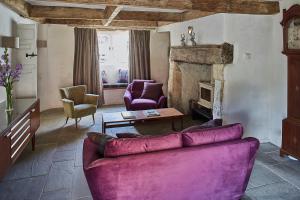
left=0, top=106, right=300, bottom=200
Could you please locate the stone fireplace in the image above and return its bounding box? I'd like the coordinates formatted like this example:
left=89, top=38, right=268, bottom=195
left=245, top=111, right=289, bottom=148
left=168, top=43, right=234, bottom=117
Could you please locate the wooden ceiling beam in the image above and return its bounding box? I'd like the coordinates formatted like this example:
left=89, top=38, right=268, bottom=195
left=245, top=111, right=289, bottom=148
left=43, top=19, right=158, bottom=29
left=50, top=0, right=280, bottom=14
left=28, top=6, right=181, bottom=22
left=30, top=6, right=104, bottom=19
left=116, top=11, right=182, bottom=22
left=1, top=0, right=31, bottom=17
left=104, top=6, right=123, bottom=26
left=181, top=11, right=214, bottom=21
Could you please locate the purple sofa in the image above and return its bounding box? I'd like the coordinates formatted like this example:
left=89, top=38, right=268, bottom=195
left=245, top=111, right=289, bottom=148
left=123, top=80, right=167, bottom=111
left=83, top=124, right=259, bottom=200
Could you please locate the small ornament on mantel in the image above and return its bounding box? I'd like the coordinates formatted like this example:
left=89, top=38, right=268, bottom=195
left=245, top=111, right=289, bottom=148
left=188, top=26, right=197, bottom=46
left=180, top=34, right=186, bottom=46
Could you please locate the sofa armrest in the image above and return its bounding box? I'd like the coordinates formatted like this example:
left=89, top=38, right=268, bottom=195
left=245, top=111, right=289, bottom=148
left=124, top=90, right=133, bottom=110
left=83, top=138, right=102, bottom=170
left=61, top=99, right=75, bottom=117
left=158, top=96, right=167, bottom=108
left=84, top=94, right=99, bottom=106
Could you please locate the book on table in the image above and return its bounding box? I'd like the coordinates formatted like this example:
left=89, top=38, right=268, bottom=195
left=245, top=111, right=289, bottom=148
left=143, top=109, right=160, bottom=117
left=121, top=111, right=136, bottom=119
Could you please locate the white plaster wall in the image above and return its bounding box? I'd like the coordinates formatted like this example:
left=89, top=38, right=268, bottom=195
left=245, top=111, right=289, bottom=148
left=223, top=14, right=274, bottom=142
left=0, top=3, right=35, bottom=103
left=38, top=25, right=74, bottom=110
left=159, top=14, right=225, bottom=46
left=150, top=31, right=170, bottom=95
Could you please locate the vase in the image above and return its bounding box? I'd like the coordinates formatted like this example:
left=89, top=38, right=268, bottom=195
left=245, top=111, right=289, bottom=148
left=5, top=86, right=13, bottom=111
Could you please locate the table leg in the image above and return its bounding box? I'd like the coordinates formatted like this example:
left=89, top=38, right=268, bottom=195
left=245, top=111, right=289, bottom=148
left=31, top=134, right=35, bottom=151
left=102, top=122, right=106, bottom=134
left=172, top=119, right=175, bottom=131
left=181, top=117, right=184, bottom=130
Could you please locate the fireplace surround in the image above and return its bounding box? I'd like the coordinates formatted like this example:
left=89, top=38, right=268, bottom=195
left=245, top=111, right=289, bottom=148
left=167, top=43, right=234, bottom=117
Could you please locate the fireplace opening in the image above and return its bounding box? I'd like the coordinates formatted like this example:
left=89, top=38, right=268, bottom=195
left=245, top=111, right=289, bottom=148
left=198, top=82, right=214, bottom=109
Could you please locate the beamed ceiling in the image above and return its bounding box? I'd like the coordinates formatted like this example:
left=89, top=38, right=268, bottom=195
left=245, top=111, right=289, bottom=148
left=1, top=0, right=280, bottom=30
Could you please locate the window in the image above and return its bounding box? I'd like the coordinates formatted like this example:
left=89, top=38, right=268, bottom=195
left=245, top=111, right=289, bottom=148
left=98, top=31, right=129, bottom=88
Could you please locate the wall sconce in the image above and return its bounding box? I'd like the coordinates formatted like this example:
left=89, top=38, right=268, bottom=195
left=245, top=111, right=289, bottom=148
left=188, top=26, right=196, bottom=46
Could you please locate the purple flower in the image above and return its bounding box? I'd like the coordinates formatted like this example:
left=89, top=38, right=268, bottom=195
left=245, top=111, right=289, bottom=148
left=15, top=63, right=22, bottom=70
left=0, top=52, right=23, bottom=85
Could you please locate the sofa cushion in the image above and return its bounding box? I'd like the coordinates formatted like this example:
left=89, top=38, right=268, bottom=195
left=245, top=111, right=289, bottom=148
left=140, top=82, right=163, bottom=101
left=181, top=119, right=223, bottom=133
left=182, top=123, right=243, bottom=147
left=86, top=132, right=115, bottom=157
left=104, top=133, right=182, bottom=157
left=131, top=80, right=155, bottom=99
left=131, top=99, right=157, bottom=110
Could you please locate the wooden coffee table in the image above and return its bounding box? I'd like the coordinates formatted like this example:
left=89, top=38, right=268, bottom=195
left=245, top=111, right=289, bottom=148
left=101, top=108, right=184, bottom=134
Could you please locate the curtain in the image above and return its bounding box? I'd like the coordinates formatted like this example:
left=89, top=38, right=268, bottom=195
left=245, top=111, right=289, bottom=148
left=129, top=30, right=151, bottom=82
left=73, top=28, right=104, bottom=106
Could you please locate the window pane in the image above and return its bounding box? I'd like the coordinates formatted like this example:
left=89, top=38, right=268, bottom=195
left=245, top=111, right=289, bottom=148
left=98, top=30, right=129, bottom=85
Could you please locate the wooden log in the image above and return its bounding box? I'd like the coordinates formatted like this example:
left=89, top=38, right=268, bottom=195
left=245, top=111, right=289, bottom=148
left=170, top=43, right=234, bottom=65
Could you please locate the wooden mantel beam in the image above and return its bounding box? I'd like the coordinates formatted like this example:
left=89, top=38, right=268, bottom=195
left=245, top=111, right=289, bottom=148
left=1, top=0, right=30, bottom=17
left=51, top=0, right=280, bottom=14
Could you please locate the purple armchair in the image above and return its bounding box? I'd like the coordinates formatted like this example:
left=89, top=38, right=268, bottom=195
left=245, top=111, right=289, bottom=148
left=83, top=123, right=259, bottom=200
left=124, top=80, right=167, bottom=111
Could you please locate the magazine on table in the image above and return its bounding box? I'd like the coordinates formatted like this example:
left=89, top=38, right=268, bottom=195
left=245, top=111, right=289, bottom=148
left=143, top=109, right=160, bottom=117
left=121, top=111, right=136, bottom=119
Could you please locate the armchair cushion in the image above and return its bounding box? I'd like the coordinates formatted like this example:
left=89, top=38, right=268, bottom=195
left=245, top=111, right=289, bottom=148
left=140, top=82, right=163, bottom=101
left=66, top=85, right=86, bottom=105
left=182, top=123, right=243, bottom=147
left=131, top=99, right=157, bottom=110
left=131, top=80, right=155, bottom=99
left=74, top=104, right=97, bottom=118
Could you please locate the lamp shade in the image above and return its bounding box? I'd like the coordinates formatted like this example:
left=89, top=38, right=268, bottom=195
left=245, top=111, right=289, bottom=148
left=0, top=36, right=19, bottom=48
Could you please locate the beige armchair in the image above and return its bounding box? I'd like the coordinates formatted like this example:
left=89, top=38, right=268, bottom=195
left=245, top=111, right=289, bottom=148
left=59, top=85, right=99, bottom=128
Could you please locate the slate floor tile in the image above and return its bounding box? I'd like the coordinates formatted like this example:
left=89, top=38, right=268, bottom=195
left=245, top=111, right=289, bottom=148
left=44, top=161, right=75, bottom=192
left=32, top=143, right=57, bottom=176
left=40, top=189, right=71, bottom=200
left=259, top=143, right=279, bottom=153
left=0, top=175, right=46, bottom=200
left=53, top=150, right=76, bottom=162
left=255, top=151, right=280, bottom=166
left=267, top=163, right=300, bottom=188
left=249, top=163, right=284, bottom=188
left=265, top=150, right=291, bottom=163
left=75, top=140, right=84, bottom=167
left=245, top=181, right=300, bottom=200
left=72, top=167, right=91, bottom=200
